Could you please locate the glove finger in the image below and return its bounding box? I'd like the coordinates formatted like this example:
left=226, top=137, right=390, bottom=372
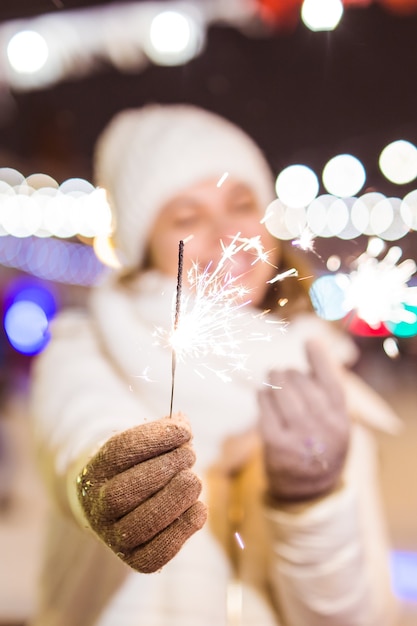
left=87, top=414, right=192, bottom=479
left=106, top=469, right=203, bottom=551
left=259, top=370, right=308, bottom=430
left=287, top=373, right=347, bottom=430
left=306, top=339, right=346, bottom=410
left=123, top=501, right=208, bottom=573
left=258, top=387, right=286, bottom=442
left=94, top=445, right=196, bottom=521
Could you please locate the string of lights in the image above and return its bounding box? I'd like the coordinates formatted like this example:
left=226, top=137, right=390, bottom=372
left=2, top=0, right=417, bottom=92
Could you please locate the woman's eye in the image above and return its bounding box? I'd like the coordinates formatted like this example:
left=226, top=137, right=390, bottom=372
left=172, top=213, right=200, bottom=228
left=231, top=199, right=258, bottom=214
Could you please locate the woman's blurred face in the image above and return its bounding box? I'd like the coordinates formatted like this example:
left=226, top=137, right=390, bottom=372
left=146, top=177, right=281, bottom=307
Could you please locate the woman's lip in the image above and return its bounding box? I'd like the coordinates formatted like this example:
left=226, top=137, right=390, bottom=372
left=228, top=258, right=254, bottom=278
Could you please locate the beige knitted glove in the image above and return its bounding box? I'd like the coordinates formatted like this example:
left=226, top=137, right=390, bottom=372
left=76, top=413, right=207, bottom=573
left=258, top=339, right=350, bottom=502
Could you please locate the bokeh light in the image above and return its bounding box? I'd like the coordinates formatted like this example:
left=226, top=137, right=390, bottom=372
left=326, top=255, right=341, bottom=271
left=391, top=550, right=417, bottom=600
left=369, top=196, right=394, bottom=236
left=379, top=140, right=417, bottom=185
left=0, top=236, right=104, bottom=286
left=322, top=154, right=366, bottom=197
left=351, top=192, right=386, bottom=235
left=0, top=169, right=112, bottom=240
left=284, top=206, right=307, bottom=237
left=93, top=235, right=122, bottom=269
left=309, top=273, right=349, bottom=320
left=1, top=194, right=43, bottom=237
left=336, top=197, right=362, bottom=240
left=0, top=168, right=25, bottom=186
left=326, top=197, right=349, bottom=236
left=275, top=164, right=319, bottom=208
left=305, top=195, right=328, bottom=236
left=346, top=314, right=391, bottom=337
left=386, top=303, right=417, bottom=337
left=263, top=199, right=294, bottom=240
left=7, top=30, right=49, bottom=73
left=4, top=301, right=48, bottom=355
left=3, top=281, right=57, bottom=355
left=366, top=236, right=386, bottom=257
left=377, top=197, right=410, bottom=241
left=301, top=0, right=344, bottom=31
left=401, top=189, right=417, bottom=231
left=144, top=10, right=203, bottom=66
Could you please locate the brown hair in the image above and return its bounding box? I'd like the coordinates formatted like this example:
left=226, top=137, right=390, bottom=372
left=260, top=241, right=315, bottom=318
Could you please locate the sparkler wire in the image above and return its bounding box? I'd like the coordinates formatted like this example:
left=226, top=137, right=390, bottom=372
left=169, top=240, right=184, bottom=417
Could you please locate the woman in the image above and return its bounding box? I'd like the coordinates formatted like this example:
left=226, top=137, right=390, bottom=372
left=29, top=104, right=400, bottom=626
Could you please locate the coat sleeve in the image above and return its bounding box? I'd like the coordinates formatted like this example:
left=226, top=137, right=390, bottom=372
left=263, top=397, right=399, bottom=626
left=29, top=310, right=146, bottom=524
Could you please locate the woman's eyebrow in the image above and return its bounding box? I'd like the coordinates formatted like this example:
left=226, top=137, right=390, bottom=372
left=163, top=197, right=201, bottom=214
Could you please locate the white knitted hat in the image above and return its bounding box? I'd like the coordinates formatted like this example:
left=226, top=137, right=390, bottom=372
left=94, top=103, right=276, bottom=269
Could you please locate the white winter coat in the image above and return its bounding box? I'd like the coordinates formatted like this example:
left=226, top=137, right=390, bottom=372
left=29, top=270, right=400, bottom=626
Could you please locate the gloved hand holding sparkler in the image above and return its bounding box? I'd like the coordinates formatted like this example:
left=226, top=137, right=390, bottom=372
left=76, top=413, right=207, bottom=573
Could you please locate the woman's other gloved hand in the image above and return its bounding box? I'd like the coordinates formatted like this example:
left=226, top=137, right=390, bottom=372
left=258, top=339, right=350, bottom=502
left=76, top=413, right=207, bottom=573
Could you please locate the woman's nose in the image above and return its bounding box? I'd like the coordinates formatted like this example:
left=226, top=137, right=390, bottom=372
left=208, top=214, right=240, bottom=244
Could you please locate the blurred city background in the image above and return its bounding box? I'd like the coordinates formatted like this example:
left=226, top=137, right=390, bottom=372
left=1, top=1, right=417, bottom=624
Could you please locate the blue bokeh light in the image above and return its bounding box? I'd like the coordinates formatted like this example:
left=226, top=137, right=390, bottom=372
left=390, top=550, right=417, bottom=601
left=3, top=279, right=58, bottom=355
left=386, top=303, right=417, bottom=338
left=309, top=273, right=349, bottom=321
left=4, top=300, right=49, bottom=355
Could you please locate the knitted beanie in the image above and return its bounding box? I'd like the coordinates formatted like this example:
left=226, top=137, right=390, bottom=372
left=94, top=103, right=276, bottom=269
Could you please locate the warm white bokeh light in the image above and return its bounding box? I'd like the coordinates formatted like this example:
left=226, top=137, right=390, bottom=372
left=0, top=168, right=112, bottom=239
left=150, top=11, right=191, bottom=52
left=383, top=337, right=400, bottom=359
left=366, top=237, right=386, bottom=258
left=326, top=255, right=341, bottom=271
left=379, top=140, right=417, bottom=185
left=306, top=195, right=360, bottom=240
left=301, top=0, right=343, bottom=32
left=25, top=173, right=58, bottom=190
left=284, top=206, right=307, bottom=236
left=0, top=183, right=15, bottom=236
left=306, top=195, right=335, bottom=237
left=42, top=193, right=77, bottom=238
left=0, top=168, right=25, bottom=187
left=145, top=10, right=203, bottom=66
left=263, top=199, right=294, bottom=240
left=275, top=164, right=319, bottom=208
left=93, top=235, right=122, bottom=269
left=7, top=30, right=49, bottom=73
left=59, top=178, right=95, bottom=195
left=326, top=197, right=349, bottom=235
left=336, top=197, right=362, bottom=240
left=78, top=188, right=113, bottom=237
left=1, top=195, right=43, bottom=237
left=351, top=192, right=386, bottom=235
left=376, top=197, right=410, bottom=241
left=369, top=197, right=394, bottom=236
left=401, top=189, right=417, bottom=231
left=322, top=154, right=366, bottom=197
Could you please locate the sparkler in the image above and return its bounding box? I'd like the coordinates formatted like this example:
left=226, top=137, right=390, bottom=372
left=291, top=226, right=323, bottom=261
left=157, top=233, right=285, bottom=387
left=344, top=243, right=417, bottom=327
left=169, top=239, right=184, bottom=417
